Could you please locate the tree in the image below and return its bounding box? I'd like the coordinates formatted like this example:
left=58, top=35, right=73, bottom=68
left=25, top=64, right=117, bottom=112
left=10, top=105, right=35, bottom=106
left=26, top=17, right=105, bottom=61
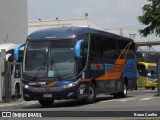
left=138, top=0, right=160, bottom=37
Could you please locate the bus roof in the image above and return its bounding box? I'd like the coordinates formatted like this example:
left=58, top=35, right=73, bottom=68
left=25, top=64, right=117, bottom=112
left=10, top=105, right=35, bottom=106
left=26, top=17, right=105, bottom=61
left=27, top=27, right=133, bottom=42
left=138, top=62, right=157, bottom=66
left=0, top=43, right=17, bottom=52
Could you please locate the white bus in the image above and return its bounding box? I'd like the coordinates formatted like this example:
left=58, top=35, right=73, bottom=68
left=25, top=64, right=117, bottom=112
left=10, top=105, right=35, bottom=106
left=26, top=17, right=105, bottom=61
left=0, top=43, right=23, bottom=101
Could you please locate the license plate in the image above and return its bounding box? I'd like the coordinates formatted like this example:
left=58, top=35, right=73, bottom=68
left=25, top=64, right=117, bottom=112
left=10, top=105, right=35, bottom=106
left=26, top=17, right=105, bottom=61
left=43, top=94, right=52, bottom=98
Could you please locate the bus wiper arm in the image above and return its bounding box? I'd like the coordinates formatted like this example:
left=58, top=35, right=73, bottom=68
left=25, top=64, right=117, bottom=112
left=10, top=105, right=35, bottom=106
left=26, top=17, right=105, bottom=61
left=33, top=59, right=47, bottom=80
left=51, top=59, right=62, bottom=81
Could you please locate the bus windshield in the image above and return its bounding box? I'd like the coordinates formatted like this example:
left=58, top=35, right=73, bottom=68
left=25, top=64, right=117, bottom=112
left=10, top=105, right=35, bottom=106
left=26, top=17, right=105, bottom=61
left=24, top=39, right=76, bottom=78
left=147, top=65, right=157, bottom=78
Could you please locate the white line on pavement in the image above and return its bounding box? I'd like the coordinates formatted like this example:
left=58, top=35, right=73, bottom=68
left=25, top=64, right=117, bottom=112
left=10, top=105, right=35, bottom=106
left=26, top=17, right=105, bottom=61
left=139, top=98, right=152, bottom=101
left=101, top=98, right=136, bottom=102
left=0, top=101, right=37, bottom=107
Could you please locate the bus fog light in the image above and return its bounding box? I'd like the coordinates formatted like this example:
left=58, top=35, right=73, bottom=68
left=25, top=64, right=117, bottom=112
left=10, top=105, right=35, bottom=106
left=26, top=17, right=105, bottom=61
left=61, top=79, right=80, bottom=88
left=61, top=83, right=74, bottom=88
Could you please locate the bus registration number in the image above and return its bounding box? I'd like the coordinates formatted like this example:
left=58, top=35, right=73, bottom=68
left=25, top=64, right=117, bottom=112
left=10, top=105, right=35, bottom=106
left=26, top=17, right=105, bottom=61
left=43, top=94, right=52, bottom=98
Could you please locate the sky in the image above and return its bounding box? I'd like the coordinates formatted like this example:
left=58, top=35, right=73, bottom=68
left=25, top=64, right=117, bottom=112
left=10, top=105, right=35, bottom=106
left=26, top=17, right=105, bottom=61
left=27, top=0, right=159, bottom=42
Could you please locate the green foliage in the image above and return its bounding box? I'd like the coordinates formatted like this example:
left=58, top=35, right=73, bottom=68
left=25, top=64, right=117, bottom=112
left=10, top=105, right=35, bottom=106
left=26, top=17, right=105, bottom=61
left=138, top=0, right=160, bottom=37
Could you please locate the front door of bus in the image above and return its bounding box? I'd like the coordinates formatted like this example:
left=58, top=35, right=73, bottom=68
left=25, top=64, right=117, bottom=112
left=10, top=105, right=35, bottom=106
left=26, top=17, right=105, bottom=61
left=9, top=62, right=22, bottom=100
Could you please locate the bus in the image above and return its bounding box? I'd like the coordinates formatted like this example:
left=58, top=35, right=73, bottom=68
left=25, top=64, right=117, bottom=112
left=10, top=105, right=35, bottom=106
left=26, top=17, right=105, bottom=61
left=136, top=51, right=158, bottom=90
left=20, top=27, right=137, bottom=106
left=0, top=43, right=23, bottom=101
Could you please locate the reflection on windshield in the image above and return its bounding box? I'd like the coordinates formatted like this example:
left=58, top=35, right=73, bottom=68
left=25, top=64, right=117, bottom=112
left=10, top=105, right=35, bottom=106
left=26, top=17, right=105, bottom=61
left=24, top=40, right=76, bottom=78
left=24, top=41, right=48, bottom=77
left=49, top=40, right=75, bottom=77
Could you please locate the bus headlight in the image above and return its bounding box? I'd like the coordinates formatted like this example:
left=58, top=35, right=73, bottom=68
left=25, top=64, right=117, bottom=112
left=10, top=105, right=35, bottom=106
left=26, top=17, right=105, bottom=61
left=23, top=84, right=29, bottom=89
left=61, top=79, right=80, bottom=88
left=61, top=83, right=75, bottom=88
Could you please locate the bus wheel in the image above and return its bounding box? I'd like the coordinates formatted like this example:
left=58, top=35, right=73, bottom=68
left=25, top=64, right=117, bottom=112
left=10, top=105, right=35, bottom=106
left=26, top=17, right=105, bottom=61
left=81, top=84, right=96, bottom=104
left=145, top=87, right=150, bottom=89
left=152, top=87, right=155, bottom=90
left=38, top=99, right=54, bottom=107
left=13, top=85, right=20, bottom=101
left=113, top=82, right=127, bottom=98
left=135, top=83, right=138, bottom=90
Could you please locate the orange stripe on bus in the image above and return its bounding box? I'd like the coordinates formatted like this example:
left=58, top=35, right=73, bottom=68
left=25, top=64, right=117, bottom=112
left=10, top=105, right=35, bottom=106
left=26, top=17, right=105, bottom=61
left=80, top=79, right=91, bottom=82
left=96, top=42, right=133, bottom=81
left=96, top=58, right=125, bottom=80
left=97, top=72, right=122, bottom=80
left=43, top=82, right=57, bottom=89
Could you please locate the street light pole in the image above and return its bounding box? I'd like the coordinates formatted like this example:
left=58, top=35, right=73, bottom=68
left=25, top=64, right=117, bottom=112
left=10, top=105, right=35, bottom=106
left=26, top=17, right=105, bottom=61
left=85, top=13, right=89, bottom=27
left=56, top=17, right=59, bottom=27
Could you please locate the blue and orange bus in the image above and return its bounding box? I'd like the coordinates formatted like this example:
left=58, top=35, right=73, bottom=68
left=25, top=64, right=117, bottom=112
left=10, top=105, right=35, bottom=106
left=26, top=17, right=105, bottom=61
left=19, top=27, right=136, bottom=106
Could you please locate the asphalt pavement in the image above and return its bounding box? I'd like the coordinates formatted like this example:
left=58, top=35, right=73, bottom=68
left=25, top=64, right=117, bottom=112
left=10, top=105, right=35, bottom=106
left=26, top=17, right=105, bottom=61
left=0, top=88, right=160, bottom=119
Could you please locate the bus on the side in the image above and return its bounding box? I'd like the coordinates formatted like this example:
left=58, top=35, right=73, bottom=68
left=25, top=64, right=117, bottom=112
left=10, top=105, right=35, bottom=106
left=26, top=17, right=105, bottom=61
left=20, top=27, right=137, bottom=106
left=136, top=51, right=158, bottom=90
left=0, top=43, right=23, bottom=101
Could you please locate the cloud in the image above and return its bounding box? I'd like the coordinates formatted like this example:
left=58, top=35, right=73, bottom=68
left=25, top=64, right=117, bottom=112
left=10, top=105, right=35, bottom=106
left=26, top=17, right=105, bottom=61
left=117, top=0, right=148, bottom=14
left=73, top=0, right=111, bottom=15
left=117, top=0, right=130, bottom=10
left=104, top=17, right=117, bottom=26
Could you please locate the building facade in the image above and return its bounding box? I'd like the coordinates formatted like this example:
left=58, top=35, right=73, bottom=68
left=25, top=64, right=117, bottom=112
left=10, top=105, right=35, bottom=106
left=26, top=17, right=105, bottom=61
left=28, top=18, right=103, bottom=35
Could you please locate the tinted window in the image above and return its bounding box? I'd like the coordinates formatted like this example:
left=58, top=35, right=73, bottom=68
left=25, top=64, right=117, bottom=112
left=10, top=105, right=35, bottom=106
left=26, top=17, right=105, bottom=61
left=137, top=64, right=146, bottom=77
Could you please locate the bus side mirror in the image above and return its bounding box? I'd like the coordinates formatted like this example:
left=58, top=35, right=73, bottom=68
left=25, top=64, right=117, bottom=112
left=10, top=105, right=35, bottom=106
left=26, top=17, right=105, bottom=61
left=14, top=43, right=25, bottom=62
left=74, top=39, right=84, bottom=58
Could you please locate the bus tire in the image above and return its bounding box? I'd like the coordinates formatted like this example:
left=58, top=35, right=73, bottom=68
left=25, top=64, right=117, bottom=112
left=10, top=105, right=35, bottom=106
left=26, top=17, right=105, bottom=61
left=145, top=87, right=150, bottom=89
left=135, top=83, right=138, bottom=90
left=81, top=83, right=96, bottom=104
left=13, top=84, right=21, bottom=100
left=113, top=82, right=127, bottom=98
left=152, top=87, right=155, bottom=90
left=38, top=99, right=54, bottom=107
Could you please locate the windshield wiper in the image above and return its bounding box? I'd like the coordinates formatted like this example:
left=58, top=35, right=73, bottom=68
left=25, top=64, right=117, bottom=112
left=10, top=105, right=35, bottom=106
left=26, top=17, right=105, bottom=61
left=50, top=59, right=62, bottom=81
left=32, top=53, right=47, bottom=80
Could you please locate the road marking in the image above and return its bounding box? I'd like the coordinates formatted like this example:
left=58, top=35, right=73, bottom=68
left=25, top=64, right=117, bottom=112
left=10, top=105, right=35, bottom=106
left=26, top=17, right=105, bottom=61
left=101, top=100, right=115, bottom=102
left=119, top=99, right=128, bottom=102
left=0, top=101, right=37, bottom=107
left=101, top=98, right=136, bottom=102
left=139, top=98, right=152, bottom=101
left=101, top=96, right=160, bottom=103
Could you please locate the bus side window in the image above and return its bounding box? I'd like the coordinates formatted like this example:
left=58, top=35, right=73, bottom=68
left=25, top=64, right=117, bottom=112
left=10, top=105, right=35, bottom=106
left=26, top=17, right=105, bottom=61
left=78, top=42, right=88, bottom=72
left=90, top=42, right=102, bottom=60
left=137, top=64, right=146, bottom=77
left=126, top=51, right=135, bottom=60
left=102, top=38, right=118, bottom=63
left=10, top=64, right=14, bottom=76
left=14, top=64, right=21, bottom=78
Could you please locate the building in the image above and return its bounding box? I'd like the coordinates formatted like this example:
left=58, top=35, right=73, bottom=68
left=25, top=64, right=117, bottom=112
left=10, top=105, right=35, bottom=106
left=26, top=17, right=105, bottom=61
left=0, top=0, right=28, bottom=44
left=28, top=18, right=104, bottom=35
left=0, top=0, right=27, bottom=102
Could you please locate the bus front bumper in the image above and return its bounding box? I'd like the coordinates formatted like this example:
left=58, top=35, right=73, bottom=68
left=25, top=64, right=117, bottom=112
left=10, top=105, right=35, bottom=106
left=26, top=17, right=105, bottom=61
left=146, top=81, right=158, bottom=87
left=23, top=84, right=88, bottom=101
